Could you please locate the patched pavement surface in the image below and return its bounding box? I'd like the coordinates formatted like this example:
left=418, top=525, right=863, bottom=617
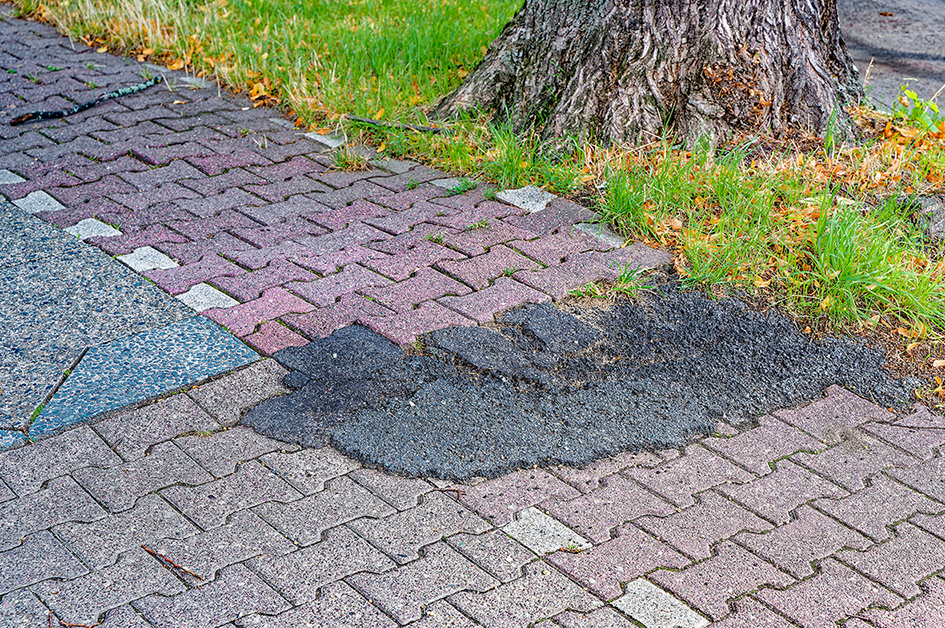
left=2, top=7, right=945, bottom=628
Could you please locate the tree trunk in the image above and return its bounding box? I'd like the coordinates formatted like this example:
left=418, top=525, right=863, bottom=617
left=437, top=0, right=864, bottom=146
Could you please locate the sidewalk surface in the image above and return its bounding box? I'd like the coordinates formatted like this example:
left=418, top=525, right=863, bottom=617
left=1, top=7, right=945, bottom=628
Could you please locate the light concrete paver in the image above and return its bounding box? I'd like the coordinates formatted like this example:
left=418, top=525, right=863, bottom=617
left=0, top=169, right=26, bottom=185
left=177, top=282, right=240, bottom=312
left=496, top=185, right=557, bottom=213
left=12, top=190, right=65, bottom=214
left=503, top=506, right=593, bottom=555
left=64, top=217, right=122, bottom=239
left=116, top=246, right=180, bottom=272
left=612, top=579, right=709, bottom=628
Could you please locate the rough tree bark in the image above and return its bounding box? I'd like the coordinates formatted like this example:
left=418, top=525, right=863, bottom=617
left=437, top=0, right=864, bottom=145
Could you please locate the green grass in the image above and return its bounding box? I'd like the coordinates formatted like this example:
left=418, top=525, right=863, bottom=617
left=11, top=0, right=945, bottom=339
left=16, top=0, right=520, bottom=128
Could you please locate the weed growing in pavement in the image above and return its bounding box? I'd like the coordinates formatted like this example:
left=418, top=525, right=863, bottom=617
left=446, top=177, right=477, bottom=196
left=425, top=233, right=444, bottom=244
left=331, top=146, right=368, bottom=172
left=568, top=282, right=607, bottom=299
left=25, top=72, right=40, bottom=83
left=465, top=219, right=489, bottom=231
left=405, top=176, right=420, bottom=190
left=502, top=266, right=517, bottom=277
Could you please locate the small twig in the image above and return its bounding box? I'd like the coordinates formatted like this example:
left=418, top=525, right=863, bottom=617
left=431, top=487, right=466, bottom=497
left=141, top=545, right=204, bottom=580
left=50, top=611, right=100, bottom=628
left=345, top=115, right=452, bottom=135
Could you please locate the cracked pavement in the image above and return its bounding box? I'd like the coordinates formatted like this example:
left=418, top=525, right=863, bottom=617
left=1, top=6, right=945, bottom=628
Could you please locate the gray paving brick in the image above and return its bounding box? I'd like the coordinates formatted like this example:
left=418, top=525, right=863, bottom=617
left=635, top=490, right=772, bottom=561
left=735, top=504, right=871, bottom=578
left=237, top=581, right=396, bottom=628
left=548, top=451, right=663, bottom=494
left=348, top=467, right=432, bottom=510
left=789, top=430, right=918, bottom=491
left=702, top=414, right=823, bottom=476
left=858, top=575, right=945, bottom=628
left=450, top=561, right=600, bottom=628
left=554, top=608, right=638, bottom=628
left=457, top=468, right=581, bottom=526
left=408, top=600, right=477, bottom=627
left=717, top=459, right=847, bottom=525
left=0, top=425, right=121, bottom=495
left=546, top=473, right=676, bottom=543
left=448, top=529, right=536, bottom=584
left=187, top=360, right=289, bottom=427
left=134, top=563, right=289, bottom=628
left=0, top=531, right=86, bottom=595
left=626, top=444, right=754, bottom=509
left=55, top=494, right=198, bottom=569
left=611, top=579, right=709, bottom=628
left=649, top=542, right=793, bottom=621
left=148, top=509, right=294, bottom=582
left=259, top=446, right=360, bottom=495
left=175, top=427, right=289, bottom=478
left=707, top=598, right=797, bottom=628
left=0, top=589, right=51, bottom=628
left=33, top=548, right=185, bottom=627
left=889, top=455, right=945, bottom=502
left=162, top=460, right=302, bottom=530
left=0, top=476, right=105, bottom=550
left=774, top=385, right=894, bottom=445
left=63, top=217, right=122, bottom=239
left=349, top=542, right=497, bottom=624
left=836, top=520, right=945, bottom=598
left=756, top=557, right=903, bottom=628
left=350, top=491, right=490, bottom=564
left=73, top=441, right=212, bottom=512
left=94, top=606, right=155, bottom=627
left=546, top=523, right=690, bottom=601
left=813, top=473, right=942, bottom=542
left=250, top=525, right=394, bottom=604
left=863, top=405, right=945, bottom=460
left=254, top=475, right=393, bottom=545
left=95, top=395, right=220, bottom=461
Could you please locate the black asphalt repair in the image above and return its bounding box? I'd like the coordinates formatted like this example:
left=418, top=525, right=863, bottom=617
left=243, top=281, right=915, bottom=480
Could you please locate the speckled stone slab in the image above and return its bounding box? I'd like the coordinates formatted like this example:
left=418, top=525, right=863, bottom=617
left=0, top=202, right=195, bottom=430
left=30, top=316, right=258, bottom=438
left=0, top=201, right=80, bottom=269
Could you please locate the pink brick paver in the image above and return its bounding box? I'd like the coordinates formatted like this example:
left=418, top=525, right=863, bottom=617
left=4, top=14, right=945, bottom=627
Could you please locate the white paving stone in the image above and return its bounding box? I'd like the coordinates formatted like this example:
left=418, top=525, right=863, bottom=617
left=612, top=579, right=709, bottom=628
left=180, top=76, right=213, bottom=89
left=63, top=218, right=122, bottom=240
left=0, top=169, right=25, bottom=185
left=303, top=131, right=345, bottom=148
left=503, top=506, right=591, bottom=555
left=267, top=117, right=297, bottom=129
left=575, top=222, right=625, bottom=249
left=496, top=185, right=557, bottom=213
left=116, top=246, right=179, bottom=272
left=177, top=283, right=239, bottom=312
left=12, top=190, right=65, bottom=214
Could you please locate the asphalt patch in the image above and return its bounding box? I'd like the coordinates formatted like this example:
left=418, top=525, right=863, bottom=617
left=243, top=281, right=916, bottom=480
